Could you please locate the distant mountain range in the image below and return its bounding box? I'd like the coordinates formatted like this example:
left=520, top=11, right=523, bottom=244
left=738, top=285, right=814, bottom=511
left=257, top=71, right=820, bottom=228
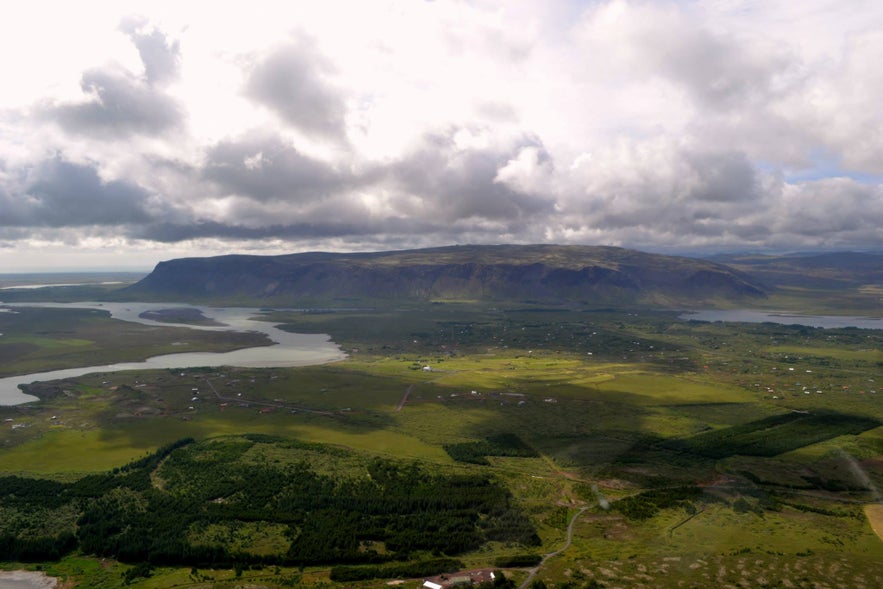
left=709, top=251, right=883, bottom=289
left=125, top=244, right=768, bottom=306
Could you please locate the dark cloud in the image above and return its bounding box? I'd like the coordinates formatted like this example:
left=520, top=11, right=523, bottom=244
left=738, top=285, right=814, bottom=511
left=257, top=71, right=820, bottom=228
left=559, top=142, right=775, bottom=249
left=203, top=134, right=349, bottom=202
left=685, top=151, right=761, bottom=203
left=121, top=128, right=559, bottom=244
left=40, top=21, right=182, bottom=138
left=118, top=17, right=181, bottom=85
left=389, top=130, right=557, bottom=222
left=245, top=41, right=346, bottom=140
left=635, top=15, right=791, bottom=111
left=775, top=178, right=883, bottom=236
left=45, top=67, right=182, bottom=138
left=197, top=127, right=557, bottom=238
left=0, top=157, right=153, bottom=227
left=128, top=213, right=545, bottom=247
left=132, top=216, right=438, bottom=243
left=138, top=221, right=352, bottom=242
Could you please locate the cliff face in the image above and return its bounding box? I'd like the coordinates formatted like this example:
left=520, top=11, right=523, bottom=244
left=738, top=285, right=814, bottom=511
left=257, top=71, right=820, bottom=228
left=125, top=244, right=766, bottom=305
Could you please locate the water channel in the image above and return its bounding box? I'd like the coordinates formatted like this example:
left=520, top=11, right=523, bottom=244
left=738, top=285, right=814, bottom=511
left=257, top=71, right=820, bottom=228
left=0, top=302, right=346, bottom=405
left=679, top=309, right=882, bottom=330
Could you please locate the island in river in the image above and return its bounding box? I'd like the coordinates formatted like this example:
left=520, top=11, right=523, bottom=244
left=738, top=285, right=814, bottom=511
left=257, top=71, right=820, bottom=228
left=0, top=302, right=345, bottom=405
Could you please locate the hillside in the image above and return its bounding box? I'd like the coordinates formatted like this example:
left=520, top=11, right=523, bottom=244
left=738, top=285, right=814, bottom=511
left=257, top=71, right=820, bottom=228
left=710, top=251, right=883, bottom=289
left=124, top=244, right=766, bottom=306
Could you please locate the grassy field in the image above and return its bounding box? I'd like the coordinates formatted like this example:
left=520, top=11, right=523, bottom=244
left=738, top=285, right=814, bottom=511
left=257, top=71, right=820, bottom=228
left=0, top=301, right=880, bottom=587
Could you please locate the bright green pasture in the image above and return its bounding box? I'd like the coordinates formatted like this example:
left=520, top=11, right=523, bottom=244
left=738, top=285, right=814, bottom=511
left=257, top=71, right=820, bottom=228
left=0, top=429, right=150, bottom=477
left=766, top=345, right=881, bottom=362
left=591, top=370, right=754, bottom=404
left=285, top=423, right=450, bottom=461
left=0, top=353, right=799, bottom=477
left=0, top=402, right=450, bottom=475
left=535, top=500, right=883, bottom=589
left=0, top=335, right=93, bottom=349
left=570, top=502, right=881, bottom=562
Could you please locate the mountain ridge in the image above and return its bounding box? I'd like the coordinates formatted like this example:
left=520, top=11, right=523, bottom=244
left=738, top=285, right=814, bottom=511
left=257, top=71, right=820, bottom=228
left=125, top=244, right=767, bottom=305
left=709, top=251, right=883, bottom=290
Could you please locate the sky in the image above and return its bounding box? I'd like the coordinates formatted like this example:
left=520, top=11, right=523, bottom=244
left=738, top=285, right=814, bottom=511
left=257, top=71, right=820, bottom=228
left=1, top=0, right=882, bottom=271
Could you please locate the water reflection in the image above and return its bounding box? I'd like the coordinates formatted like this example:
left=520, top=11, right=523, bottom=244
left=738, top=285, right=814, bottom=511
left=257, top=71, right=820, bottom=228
left=0, top=302, right=345, bottom=405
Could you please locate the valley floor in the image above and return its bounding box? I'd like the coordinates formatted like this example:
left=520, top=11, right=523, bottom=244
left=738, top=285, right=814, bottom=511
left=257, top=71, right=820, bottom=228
left=0, top=302, right=881, bottom=588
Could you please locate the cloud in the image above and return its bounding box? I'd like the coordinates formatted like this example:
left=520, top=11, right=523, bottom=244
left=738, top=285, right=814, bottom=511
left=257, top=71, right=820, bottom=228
left=203, top=133, right=349, bottom=203
left=552, top=137, right=775, bottom=246
left=685, top=151, right=762, bottom=204
left=44, top=67, right=182, bottom=138
left=39, top=21, right=182, bottom=139
left=109, top=123, right=562, bottom=245
left=193, top=126, right=559, bottom=242
left=774, top=178, right=883, bottom=240
left=245, top=40, right=347, bottom=140
left=132, top=219, right=403, bottom=243
left=627, top=5, right=792, bottom=112
left=2, top=0, right=882, bottom=266
left=387, top=128, right=557, bottom=223
left=0, top=157, right=153, bottom=227
left=119, top=16, right=181, bottom=85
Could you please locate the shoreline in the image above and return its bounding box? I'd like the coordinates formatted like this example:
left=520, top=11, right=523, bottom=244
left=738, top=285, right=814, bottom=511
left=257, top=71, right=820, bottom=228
left=0, top=571, right=58, bottom=589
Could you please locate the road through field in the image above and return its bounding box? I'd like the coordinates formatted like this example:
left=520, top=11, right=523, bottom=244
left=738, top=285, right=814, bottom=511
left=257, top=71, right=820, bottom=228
left=520, top=506, right=587, bottom=589
left=396, top=383, right=415, bottom=411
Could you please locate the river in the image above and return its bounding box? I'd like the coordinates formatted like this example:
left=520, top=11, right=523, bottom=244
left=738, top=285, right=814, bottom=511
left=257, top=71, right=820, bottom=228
left=0, top=302, right=346, bottom=405
left=680, top=309, right=882, bottom=329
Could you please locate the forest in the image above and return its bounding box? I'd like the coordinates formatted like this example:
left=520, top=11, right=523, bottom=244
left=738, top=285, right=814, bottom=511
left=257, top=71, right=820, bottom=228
left=0, top=435, right=539, bottom=571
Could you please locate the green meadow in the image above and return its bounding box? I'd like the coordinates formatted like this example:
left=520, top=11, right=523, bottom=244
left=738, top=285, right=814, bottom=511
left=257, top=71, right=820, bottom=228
left=0, top=302, right=881, bottom=588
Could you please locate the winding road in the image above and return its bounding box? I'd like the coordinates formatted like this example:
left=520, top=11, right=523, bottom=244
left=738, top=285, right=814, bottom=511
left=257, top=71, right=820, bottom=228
left=519, top=506, right=587, bottom=589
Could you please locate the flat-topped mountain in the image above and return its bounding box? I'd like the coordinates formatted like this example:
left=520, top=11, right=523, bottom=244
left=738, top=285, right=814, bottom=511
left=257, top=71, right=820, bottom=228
left=125, top=244, right=766, bottom=305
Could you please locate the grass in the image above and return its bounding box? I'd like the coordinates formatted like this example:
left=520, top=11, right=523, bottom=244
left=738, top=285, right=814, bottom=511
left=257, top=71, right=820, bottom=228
left=0, top=301, right=881, bottom=587
left=0, top=428, right=160, bottom=477
left=766, top=345, right=882, bottom=362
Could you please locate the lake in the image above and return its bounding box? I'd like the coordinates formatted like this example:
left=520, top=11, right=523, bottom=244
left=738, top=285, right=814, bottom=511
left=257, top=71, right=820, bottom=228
left=680, top=309, right=882, bottom=329
left=0, top=302, right=346, bottom=405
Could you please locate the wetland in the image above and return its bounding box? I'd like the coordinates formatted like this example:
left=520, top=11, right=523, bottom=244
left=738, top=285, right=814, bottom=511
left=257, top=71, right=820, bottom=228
left=0, top=302, right=345, bottom=405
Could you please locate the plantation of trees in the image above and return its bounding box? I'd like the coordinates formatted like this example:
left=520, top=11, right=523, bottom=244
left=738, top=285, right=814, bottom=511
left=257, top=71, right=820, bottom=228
left=0, top=435, right=539, bottom=568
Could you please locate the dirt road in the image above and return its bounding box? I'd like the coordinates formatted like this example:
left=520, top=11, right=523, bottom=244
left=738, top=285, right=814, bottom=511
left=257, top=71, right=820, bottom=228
left=519, top=506, right=587, bottom=589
